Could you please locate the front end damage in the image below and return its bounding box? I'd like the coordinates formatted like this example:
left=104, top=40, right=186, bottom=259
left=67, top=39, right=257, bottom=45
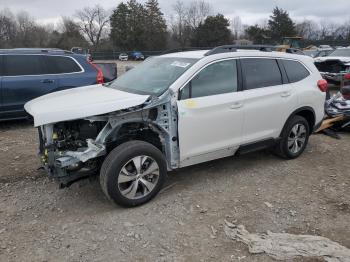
left=38, top=92, right=180, bottom=188
left=314, top=59, right=350, bottom=83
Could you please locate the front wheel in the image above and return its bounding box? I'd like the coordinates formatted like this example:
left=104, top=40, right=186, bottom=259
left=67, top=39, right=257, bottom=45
left=100, top=141, right=167, bottom=207
left=274, top=115, right=310, bottom=159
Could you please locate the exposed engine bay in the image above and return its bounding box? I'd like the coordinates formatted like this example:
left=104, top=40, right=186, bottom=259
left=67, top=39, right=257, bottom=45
left=39, top=120, right=106, bottom=187
left=38, top=95, right=179, bottom=188
left=53, top=120, right=104, bottom=152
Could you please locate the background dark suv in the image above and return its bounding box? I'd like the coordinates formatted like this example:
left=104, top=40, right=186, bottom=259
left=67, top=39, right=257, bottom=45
left=0, top=48, right=104, bottom=121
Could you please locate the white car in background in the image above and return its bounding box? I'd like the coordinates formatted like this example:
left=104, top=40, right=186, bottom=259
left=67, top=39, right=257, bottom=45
left=25, top=46, right=327, bottom=207
left=119, top=53, right=128, bottom=61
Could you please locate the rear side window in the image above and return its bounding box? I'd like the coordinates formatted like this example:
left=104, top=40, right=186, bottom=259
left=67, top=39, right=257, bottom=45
left=45, top=56, right=82, bottom=74
left=282, top=60, right=310, bottom=83
left=4, top=55, right=46, bottom=76
left=241, top=58, right=282, bottom=90
left=181, top=59, right=238, bottom=99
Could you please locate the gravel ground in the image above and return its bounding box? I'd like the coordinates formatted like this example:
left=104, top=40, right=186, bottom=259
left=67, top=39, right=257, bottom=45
left=0, top=61, right=349, bottom=261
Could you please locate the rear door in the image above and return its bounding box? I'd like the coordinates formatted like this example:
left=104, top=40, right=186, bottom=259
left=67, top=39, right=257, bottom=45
left=240, top=57, right=298, bottom=144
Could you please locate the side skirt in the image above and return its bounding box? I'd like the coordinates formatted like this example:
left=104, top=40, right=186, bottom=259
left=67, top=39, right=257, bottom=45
left=236, top=138, right=279, bottom=156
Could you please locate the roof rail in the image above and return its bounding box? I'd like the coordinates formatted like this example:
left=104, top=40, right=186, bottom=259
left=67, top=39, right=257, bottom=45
left=204, top=45, right=276, bottom=56
left=0, top=48, right=74, bottom=54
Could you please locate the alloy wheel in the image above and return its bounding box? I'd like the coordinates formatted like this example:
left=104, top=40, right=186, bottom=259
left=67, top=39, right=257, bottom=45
left=117, top=155, right=160, bottom=200
left=287, top=123, right=307, bottom=154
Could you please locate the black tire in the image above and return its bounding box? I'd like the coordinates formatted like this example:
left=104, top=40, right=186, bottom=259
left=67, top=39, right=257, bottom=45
left=100, top=141, right=167, bottom=207
left=274, top=115, right=310, bottom=159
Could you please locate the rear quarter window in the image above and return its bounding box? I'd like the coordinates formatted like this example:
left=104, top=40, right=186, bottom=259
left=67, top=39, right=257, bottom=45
left=282, top=60, right=310, bottom=83
left=45, top=56, right=82, bottom=74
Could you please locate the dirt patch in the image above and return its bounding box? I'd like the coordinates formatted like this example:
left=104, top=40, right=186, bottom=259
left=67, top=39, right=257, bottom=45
left=0, top=62, right=349, bottom=261
left=0, top=120, right=349, bottom=261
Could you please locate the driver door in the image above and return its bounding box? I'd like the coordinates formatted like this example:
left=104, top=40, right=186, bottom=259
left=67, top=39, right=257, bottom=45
left=177, top=59, right=245, bottom=167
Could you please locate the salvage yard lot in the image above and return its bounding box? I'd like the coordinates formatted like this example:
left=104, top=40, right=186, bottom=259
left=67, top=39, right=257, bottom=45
left=0, top=61, right=349, bottom=261
left=0, top=121, right=349, bottom=261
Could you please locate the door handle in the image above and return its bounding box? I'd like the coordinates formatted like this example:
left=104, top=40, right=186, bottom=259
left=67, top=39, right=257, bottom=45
left=230, top=102, right=243, bottom=109
left=41, top=79, right=55, bottom=84
left=281, top=91, right=291, bottom=97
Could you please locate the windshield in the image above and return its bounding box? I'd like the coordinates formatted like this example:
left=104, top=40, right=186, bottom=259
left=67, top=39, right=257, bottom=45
left=328, top=49, right=350, bottom=57
left=110, top=57, right=198, bottom=95
left=304, top=50, right=318, bottom=57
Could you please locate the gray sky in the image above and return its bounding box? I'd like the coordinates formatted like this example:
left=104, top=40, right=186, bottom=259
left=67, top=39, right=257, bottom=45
left=1, top=0, right=350, bottom=26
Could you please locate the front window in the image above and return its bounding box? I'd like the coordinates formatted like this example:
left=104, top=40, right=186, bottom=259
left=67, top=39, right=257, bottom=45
left=109, top=57, right=198, bottom=96
left=328, top=49, right=350, bottom=57
left=180, top=59, right=238, bottom=99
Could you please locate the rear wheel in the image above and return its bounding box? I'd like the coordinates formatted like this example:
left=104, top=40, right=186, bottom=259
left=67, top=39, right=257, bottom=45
left=100, top=141, right=167, bottom=207
left=275, top=115, right=310, bottom=159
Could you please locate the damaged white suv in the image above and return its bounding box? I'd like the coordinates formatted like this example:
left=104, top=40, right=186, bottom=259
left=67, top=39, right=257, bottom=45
left=25, top=46, right=326, bottom=207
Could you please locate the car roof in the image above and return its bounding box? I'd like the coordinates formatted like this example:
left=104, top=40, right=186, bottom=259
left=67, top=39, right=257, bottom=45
left=161, top=49, right=312, bottom=62
left=0, top=48, right=74, bottom=55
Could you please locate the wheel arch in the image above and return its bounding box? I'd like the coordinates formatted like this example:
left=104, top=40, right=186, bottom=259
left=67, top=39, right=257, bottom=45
left=106, top=120, right=167, bottom=154
left=281, top=107, right=316, bottom=136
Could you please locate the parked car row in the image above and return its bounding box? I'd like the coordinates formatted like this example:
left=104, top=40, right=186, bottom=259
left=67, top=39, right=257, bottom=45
left=304, top=49, right=334, bottom=58
left=118, top=51, right=145, bottom=61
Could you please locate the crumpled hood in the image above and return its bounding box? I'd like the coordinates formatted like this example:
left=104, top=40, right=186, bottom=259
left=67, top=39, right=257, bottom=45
left=314, top=56, right=350, bottom=64
left=25, top=84, right=150, bottom=127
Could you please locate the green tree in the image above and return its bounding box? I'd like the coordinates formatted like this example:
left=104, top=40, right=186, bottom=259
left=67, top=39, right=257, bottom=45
left=245, top=24, right=270, bottom=44
left=191, top=14, right=232, bottom=47
left=145, top=0, right=167, bottom=50
left=268, top=7, right=296, bottom=42
left=110, top=2, right=130, bottom=50
left=127, top=0, right=147, bottom=50
left=49, top=18, right=88, bottom=50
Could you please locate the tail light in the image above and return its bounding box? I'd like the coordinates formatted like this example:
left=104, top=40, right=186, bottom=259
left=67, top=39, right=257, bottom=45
left=317, top=79, right=328, bottom=92
left=344, top=73, right=350, bottom=80
left=96, top=69, right=104, bottom=84
left=88, top=61, right=104, bottom=84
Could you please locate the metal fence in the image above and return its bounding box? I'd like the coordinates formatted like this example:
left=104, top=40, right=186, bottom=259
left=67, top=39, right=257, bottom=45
left=91, top=41, right=350, bottom=60
left=91, top=50, right=164, bottom=60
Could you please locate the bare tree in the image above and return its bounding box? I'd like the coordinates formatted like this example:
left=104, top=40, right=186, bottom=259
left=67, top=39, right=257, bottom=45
left=231, top=16, right=242, bottom=39
left=296, top=19, right=319, bottom=40
left=186, top=0, right=212, bottom=29
left=319, top=21, right=338, bottom=39
left=76, top=5, right=109, bottom=51
left=16, top=11, right=36, bottom=46
left=0, top=9, right=17, bottom=47
left=170, top=0, right=190, bottom=47
left=170, top=0, right=212, bottom=48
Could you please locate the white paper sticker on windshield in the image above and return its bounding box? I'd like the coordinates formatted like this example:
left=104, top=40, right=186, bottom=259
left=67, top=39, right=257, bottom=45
left=171, top=61, right=191, bottom=68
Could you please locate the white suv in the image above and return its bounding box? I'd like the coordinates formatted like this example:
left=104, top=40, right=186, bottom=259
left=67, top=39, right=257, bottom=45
left=25, top=46, right=327, bottom=207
